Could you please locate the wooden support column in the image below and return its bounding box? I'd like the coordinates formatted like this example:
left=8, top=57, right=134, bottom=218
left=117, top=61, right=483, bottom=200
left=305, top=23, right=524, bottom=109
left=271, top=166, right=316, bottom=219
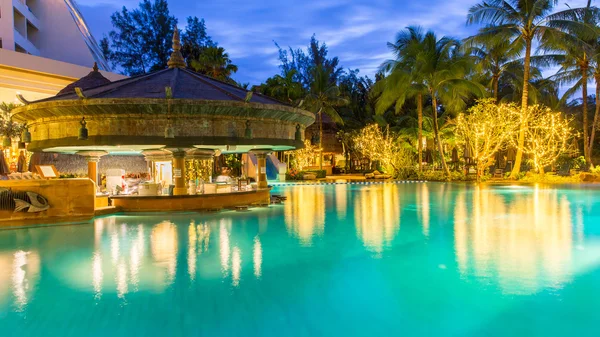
left=253, top=151, right=269, bottom=189
left=76, top=151, right=108, bottom=192
left=87, top=157, right=99, bottom=185
left=172, top=151, right=187, bottom=195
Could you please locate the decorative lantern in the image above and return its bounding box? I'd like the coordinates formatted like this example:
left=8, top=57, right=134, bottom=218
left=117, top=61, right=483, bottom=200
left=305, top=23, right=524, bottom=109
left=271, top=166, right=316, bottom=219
left=78, top=117, right=88, bottom=140
left=244, top=120, right=253, bottom=139
left=295, top=124, right=302, bottom=141
left=22, top=125, right=31, bottom=144
left=164, top=118, right=175, bottom=139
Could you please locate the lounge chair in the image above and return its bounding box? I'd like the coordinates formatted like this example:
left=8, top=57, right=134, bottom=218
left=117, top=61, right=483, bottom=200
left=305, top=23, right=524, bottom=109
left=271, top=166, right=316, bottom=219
left=366, top=170, right=392, bottom=179
left=493, top=168, right=504, bottom=178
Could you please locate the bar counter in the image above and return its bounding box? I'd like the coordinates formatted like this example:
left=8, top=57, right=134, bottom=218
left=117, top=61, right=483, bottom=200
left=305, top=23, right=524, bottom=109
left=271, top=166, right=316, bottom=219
left=110, top=188, right=271, bottom=212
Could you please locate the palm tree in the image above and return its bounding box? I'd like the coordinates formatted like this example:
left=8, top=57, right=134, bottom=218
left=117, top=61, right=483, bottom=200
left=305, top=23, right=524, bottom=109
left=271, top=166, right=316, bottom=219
left=190, top=46, right=238, bottom=81
left=375, top=27, right=429, bottom=171
left=464, top=40, right=522, bottom=101
left=304, top=65, right=347, bottom=170
left=539, top=2, right=600, bottom=166
left=272, top=69, right=304, bottom=104
left=377, top=27, right=484, bottom=177
left=467, top=0, right=586, bottom=178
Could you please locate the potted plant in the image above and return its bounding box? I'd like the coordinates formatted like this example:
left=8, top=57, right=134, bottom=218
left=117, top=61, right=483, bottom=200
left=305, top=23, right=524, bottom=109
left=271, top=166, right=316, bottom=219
left=0, top=102, right=24, bottom=148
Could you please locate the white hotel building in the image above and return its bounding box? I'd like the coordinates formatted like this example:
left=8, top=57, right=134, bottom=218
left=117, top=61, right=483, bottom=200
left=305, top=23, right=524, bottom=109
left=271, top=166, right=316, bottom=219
left=0, top=0, right=125, bottom=103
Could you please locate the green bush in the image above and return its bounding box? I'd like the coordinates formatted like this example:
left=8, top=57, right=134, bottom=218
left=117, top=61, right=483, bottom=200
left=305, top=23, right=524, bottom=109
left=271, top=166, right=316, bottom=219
left=304, top=170, right=326, bottom=178
left=285, top=169, right=326, bottom=180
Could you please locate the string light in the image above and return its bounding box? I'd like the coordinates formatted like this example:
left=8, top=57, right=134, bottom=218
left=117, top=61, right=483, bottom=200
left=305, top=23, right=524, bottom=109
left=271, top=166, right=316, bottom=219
left=519, top=106, right=574, bottom=174
left=456, top=100, right=520, bottom=178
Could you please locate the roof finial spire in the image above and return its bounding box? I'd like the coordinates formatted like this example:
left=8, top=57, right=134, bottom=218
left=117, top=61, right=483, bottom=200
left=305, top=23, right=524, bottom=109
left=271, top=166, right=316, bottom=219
left=92, top=62, right=99, bottom=72
left=167, top=25, right=186, bottom=69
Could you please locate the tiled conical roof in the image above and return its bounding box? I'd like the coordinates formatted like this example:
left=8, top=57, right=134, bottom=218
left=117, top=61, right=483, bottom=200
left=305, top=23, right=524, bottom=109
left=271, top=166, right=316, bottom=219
left=38, top=29, right=286, bottom=106
left=57, top=63, right=111, bottom=96
left=38, top=67, right=285, bottom=105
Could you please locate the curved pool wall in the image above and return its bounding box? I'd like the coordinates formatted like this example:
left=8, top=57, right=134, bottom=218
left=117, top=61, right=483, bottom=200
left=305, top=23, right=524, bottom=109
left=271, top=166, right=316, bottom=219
left=1, top=183, right=600, bottom=337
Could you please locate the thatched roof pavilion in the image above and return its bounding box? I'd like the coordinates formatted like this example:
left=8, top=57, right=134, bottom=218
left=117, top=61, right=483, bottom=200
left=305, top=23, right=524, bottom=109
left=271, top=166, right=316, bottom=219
left=10, top=27, right=314, bottom=193
left=11, top=29, right=314, bottom=156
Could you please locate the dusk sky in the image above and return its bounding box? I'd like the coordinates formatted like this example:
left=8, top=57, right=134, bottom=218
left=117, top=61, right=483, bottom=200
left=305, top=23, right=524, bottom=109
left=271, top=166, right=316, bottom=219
left=78, top=0, right=590, bottom=85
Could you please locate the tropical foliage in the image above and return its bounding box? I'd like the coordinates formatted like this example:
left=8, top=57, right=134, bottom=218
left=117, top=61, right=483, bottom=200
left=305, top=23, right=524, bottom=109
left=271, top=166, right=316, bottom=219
left=100, top=0, right=600, bottom=180
left=352, top=124, right=416, bottom=178
left=190, top=46, right=238, bottom=82
left=0, top=103, right=24, bottom=141
left=518, top=105, right=575, bottom=174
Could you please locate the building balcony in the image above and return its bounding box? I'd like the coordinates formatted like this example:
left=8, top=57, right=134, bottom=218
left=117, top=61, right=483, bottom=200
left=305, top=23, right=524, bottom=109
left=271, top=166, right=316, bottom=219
left=12, top=0, right=41, bottom=30
left=13, top=29, right=40, bottom=56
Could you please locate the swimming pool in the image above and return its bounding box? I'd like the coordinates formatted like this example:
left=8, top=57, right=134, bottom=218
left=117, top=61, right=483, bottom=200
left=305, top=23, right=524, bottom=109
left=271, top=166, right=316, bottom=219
left=1, top=183, right=599, bottom=336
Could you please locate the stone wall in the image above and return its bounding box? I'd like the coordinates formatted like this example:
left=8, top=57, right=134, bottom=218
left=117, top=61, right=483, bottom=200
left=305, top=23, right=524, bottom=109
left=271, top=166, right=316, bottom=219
left=0, top=178, right=95, bottom=225
left=38, top=154, right=147, bottom=176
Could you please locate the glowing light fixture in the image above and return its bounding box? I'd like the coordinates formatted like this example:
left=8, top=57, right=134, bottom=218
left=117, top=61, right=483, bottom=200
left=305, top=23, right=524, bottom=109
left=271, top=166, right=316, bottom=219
left=22, top=125, right=31, bottom=144
left=245, top=120, right=253, bottom=139
left=295, top=124, right=302, bottom=141
left=164, top=118, right=175, bottom=139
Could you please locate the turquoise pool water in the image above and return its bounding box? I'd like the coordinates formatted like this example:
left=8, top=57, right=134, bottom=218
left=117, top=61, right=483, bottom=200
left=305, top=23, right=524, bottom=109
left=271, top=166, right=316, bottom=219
left=1, top=183, right=600, bottom=336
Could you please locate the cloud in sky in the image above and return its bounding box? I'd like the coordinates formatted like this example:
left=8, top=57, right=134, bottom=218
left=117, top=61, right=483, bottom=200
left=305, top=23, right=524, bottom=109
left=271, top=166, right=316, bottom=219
left=77, top=0, right=591, bottom=85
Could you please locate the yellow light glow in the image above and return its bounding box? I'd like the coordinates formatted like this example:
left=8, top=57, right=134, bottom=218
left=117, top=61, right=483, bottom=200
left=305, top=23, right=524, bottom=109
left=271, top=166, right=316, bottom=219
left=253, top=236, right=262, bottom=279
left=454, top=185, right=575, bottom=294
left=354, top=184, right=400, bottom=253
left=284, top=186, right=325, bottom=245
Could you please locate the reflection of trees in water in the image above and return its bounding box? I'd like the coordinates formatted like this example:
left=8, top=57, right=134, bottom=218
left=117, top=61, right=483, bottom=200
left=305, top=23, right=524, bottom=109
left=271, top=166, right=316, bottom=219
left=283, top=186, right=325, bottom=245
left=354, top=184, right=401, bottom=253
left=335, top=184, right=348, bottom=220
left=454, top=185, right=578, bottom=294
left=417, top=183, right=430, bottom=237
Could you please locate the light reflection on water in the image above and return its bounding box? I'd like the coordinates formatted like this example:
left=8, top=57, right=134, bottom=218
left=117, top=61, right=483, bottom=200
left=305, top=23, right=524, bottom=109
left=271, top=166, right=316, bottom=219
left=454, top=185, right=578, bottom=294
left=1, top=183, right=599, bottom=337
left=283, top=186, right=325, bottom=244
left=354, top=184, right=400, bottom=253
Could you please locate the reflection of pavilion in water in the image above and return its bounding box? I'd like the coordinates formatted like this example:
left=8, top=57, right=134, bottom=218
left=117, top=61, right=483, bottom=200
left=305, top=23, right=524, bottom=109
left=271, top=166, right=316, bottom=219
left=0, top=250, right=40, bottom=312
left=454, top=185, right=582, bottom=294
left=89, top=216, right=264, bottom=298
left=92, top=217, right=179, bottom=298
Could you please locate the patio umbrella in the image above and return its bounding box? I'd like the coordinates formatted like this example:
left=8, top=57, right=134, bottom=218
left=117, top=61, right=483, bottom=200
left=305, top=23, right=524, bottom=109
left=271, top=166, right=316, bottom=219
left=0, top=151, right=9, bottom=175
left=463, top=144, right=472, bottom=164
left=17, top=151, right=27, bottom=172
left=451, top=148, right=459, bottom=163
left=506, top=148, right=516, bottom=162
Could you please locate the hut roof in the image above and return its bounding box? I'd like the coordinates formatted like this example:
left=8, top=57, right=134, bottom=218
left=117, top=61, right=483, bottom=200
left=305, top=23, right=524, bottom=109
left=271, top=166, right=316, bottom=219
left=57, top=63, right=111, bottom=96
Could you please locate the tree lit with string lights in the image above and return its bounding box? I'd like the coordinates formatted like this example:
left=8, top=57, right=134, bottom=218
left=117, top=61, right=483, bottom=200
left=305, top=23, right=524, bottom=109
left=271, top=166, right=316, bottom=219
left=519, top=106, right=575, bottom=174
left=456, top=100, right=520, bottom=180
